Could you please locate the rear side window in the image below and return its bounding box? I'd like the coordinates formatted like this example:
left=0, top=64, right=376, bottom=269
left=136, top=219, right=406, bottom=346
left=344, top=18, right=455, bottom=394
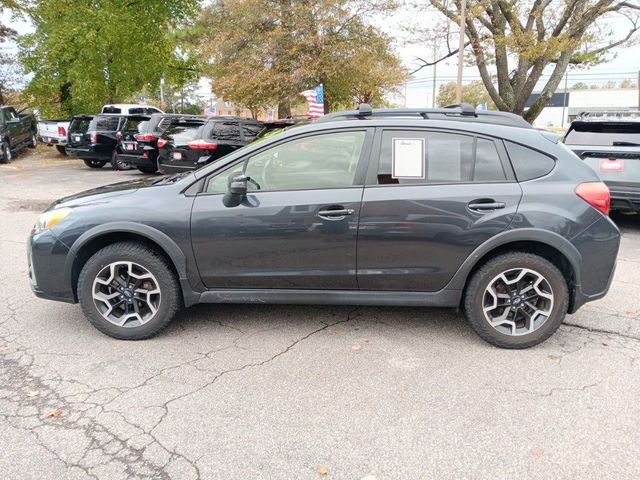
left=122, top=117, right=150, bottom=134
left=505, top=142, right=555, bottom=181
left=209, top=121, right=241, bottom=142
left=69, top=117, right=92, bottom=133
left=89, top=116, right=121, bottom=132
left=162, top=123, right=203, bottom=145
left=376, top=130, right=507, bottom=185
left=564, top=121, right=640, bottom=146
left=242, top=123, right=263, bottom=140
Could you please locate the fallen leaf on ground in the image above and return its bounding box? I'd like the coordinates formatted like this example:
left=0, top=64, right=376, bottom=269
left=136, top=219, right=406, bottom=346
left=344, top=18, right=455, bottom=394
left=26, top=390, right=39, bottom=397
left=363, top=339, right=370, bottom=344
left=352, top=344, right=361, bottom=351
left=547, top=354, right=560, bottom=360
left=49, top=409, right=62, bottom=417
left=319, top=466, right=329, bottom=476
left=531, top=447, right=544, bottom=458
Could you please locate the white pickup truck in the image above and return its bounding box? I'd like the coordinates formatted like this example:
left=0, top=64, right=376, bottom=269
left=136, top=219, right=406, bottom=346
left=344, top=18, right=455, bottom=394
left=37, top=119, right=71, bottom=155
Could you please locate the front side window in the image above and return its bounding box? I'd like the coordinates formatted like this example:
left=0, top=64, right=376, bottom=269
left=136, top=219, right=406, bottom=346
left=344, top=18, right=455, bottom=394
left=206, top=131, right=366, bottom=194
left=377, top=130, right=506, bottom=185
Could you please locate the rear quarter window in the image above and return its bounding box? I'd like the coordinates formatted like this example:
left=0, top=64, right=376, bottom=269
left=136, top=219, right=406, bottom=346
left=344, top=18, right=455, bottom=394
left=505, top=142, right=556, bottom=181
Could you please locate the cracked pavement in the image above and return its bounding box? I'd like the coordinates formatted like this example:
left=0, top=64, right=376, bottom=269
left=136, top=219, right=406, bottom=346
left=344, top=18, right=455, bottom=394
left=1, top=149, right=640, bottom=479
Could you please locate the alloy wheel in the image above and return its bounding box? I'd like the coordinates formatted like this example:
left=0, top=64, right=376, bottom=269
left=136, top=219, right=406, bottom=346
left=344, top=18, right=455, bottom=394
left=482, top=268, right=554, bottom=336
left=92, top=261, right=161, bottom=327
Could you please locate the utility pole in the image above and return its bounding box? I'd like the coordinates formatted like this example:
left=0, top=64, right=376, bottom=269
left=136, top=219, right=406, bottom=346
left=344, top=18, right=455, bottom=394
left=637, top=70, right=639, bottom=109
left=561, top=71, right=569, bottom=128
left=160, top=77, right=165, bottom=106
left=432, top=38, right=437, bottom=108
left=455, top=0, right=466, bottom=104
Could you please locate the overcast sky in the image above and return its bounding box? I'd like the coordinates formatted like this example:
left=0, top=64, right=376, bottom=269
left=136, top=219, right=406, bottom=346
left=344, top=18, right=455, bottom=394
left=2, top=5, right=638, bottom=107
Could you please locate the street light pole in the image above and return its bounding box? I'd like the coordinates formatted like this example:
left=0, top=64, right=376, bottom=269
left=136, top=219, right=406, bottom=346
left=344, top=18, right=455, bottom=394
left=455, top=0, right=467, bottom=104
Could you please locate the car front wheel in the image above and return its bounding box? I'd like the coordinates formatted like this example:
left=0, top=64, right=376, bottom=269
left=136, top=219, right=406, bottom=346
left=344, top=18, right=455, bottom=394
left=463, top=252, right=568, bottom=349
left=1, top=141, right=11, bottom=163
left=77, top=242, right=181, bottom=340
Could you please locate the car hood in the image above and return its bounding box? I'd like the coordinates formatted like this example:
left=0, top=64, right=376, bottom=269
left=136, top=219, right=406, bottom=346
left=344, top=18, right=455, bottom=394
left=48, top=178, right=160, bottom=210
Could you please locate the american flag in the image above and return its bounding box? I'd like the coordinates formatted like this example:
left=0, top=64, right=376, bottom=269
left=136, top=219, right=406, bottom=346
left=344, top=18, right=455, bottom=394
left=300, top=84, right=325, bottom=118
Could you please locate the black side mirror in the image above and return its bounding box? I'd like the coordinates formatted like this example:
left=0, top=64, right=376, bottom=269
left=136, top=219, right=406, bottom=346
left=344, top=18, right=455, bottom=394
left=223, top=174, right=248, bottom=207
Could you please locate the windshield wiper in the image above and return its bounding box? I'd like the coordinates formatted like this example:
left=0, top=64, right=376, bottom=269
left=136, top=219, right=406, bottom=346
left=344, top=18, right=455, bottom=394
left=613, top=141, right=640, bottom=147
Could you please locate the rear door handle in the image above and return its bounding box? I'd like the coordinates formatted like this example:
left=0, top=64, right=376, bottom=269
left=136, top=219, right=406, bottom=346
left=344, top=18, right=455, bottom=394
left=317, top=208, right=355, bottom=218
left=468, top=199, right=506, bottom=211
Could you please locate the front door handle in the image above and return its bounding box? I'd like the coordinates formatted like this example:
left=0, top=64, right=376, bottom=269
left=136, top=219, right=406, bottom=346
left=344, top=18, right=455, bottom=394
left=468, top=199, right=506, bottom=211
left=317, top=208, right=355, bottom=218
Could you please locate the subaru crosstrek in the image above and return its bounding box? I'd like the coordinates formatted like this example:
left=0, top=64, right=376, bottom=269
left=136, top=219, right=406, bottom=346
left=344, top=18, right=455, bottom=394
left=28, top=105, right=620, bottom=349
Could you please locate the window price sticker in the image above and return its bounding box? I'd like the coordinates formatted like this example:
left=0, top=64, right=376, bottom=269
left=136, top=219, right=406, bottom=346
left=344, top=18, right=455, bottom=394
left=392, top=138, right=424, bottom=178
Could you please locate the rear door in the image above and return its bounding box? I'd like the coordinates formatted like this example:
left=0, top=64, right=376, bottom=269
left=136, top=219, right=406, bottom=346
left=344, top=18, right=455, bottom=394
left=159, top=121, right=205, bottom=169
left=67, top=116, right=94, bottom=148
left=357, top=128, right=522, bottom=292
left=120, top=115, right=151, bottom=156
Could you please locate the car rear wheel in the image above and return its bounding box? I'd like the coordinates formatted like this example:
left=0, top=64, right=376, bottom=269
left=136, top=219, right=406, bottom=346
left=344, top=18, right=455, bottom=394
left=56, top=145, right=67, bottom=156
left=1, top=141, right=11, bottom=163
left=137, top=165, right=158, bottom=174
left=77, top=242, right=181, bottom=340
left=111, top=150, right=133, bottom=170
left=83, top=159, right=107, bottom=168
left=463, top=252, right=568, bottom=349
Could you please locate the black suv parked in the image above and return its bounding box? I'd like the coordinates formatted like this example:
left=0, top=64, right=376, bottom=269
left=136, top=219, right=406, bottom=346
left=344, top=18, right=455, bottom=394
left=0, top=105, right=37, bottom=162
left=157, top=116, right=264, bottom=174
left=118, top=114, right=205, bottom=174
left=66, top=114, right=125, bottom=168
left=564, top=113, right=640, bottom=212
left=29, top=105, right=620, bottom=348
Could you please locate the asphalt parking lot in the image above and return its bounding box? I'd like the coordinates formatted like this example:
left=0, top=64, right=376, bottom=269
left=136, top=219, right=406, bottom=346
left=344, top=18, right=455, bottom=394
left=1, top=147, right=640, bottom=480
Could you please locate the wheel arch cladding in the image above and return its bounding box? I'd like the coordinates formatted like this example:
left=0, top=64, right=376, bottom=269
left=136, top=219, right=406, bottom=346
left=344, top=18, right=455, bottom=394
left=449, top=231, right=580, bottom=310
left=66, top=223, right=187, bottom=302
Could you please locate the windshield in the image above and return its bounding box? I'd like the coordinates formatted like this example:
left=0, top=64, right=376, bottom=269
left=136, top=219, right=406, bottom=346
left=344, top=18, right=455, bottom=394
left=565, top=122, right=640, bottom=146
left=162, top=123, right=203, bottom=145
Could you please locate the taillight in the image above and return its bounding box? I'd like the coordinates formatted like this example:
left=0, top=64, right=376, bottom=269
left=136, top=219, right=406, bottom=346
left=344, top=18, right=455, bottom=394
left=135, top=133, right=156, bottom=142
left=90, top=131, right=97, bottom=144
left=58, top=126, right=67, bottom=137
left=157, top=138, right=168, bottom=148
left=187, top=139, right=218, bottom=150
left=575, top=182, right=610, bottom=216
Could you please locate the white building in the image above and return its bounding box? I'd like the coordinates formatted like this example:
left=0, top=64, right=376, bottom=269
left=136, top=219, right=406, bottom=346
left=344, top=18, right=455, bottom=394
left=531, top=88, right=639, bottom=129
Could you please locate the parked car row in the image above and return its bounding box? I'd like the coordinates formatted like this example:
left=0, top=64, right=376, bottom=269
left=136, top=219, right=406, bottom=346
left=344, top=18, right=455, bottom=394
left=55, top=105, right=299, bottom=174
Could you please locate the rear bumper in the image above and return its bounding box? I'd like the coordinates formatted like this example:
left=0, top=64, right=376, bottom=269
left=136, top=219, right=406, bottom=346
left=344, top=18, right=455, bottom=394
left=39, top=136, right=66, bottom=146
left=569, top=215, right=621, bottom=313
left=607, top=184, right=640, bottom=211
left=66, top=146, right=109, bottom=161
left=119, top=153, right=157, bottom=168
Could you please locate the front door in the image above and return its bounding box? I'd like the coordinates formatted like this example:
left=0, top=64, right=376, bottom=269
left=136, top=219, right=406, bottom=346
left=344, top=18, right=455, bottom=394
left=191, top=129, right=372, bottom=289
left=357, top=128, right=522, bottom=292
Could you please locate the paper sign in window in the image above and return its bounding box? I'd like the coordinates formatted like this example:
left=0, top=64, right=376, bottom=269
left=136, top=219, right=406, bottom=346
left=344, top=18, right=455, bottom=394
left=392, top=138, right=424, bottom=178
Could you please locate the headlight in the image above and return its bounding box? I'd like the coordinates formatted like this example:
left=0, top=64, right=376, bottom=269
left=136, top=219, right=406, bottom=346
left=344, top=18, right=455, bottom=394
left=34, top=207, right=72, bottom=234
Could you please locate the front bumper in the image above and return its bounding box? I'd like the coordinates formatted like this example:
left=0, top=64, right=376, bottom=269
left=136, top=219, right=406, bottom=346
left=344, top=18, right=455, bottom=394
left=28, top=229, right=76, bottom=304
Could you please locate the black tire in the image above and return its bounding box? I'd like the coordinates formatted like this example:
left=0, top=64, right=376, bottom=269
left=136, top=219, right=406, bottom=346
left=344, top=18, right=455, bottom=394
left=83, top=159, right=107, bottom=168
left=137, top=165, right=158, bottom=174
left=463, top=252, right=568, bottom=349
left=111, top=149, right=132, bottom=170
left=56, top=145, right=67, bottom=156
left=77, top=242, right=181, bottom=340
left=0, top=141, right=11, bottom=163
left=28, top=131, right=37, bottom=148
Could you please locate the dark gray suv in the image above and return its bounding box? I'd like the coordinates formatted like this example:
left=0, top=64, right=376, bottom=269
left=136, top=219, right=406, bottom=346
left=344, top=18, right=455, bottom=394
left=28, top=105, right=620, bottom=348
